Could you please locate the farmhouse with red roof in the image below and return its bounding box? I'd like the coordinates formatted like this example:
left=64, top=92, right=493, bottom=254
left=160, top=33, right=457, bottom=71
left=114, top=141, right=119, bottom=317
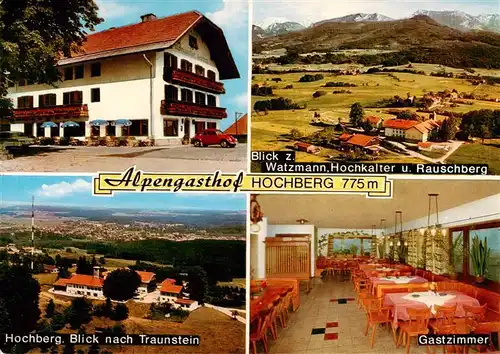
left=384, top=119, right=440, bottom=142
left=52, top=266, right=105, bottom=299
left=6, top=11, right=240, bottom=144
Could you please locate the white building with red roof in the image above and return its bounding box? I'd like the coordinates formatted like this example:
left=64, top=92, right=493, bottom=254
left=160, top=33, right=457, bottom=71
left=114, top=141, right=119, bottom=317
left=6, top=11, right=240, bottom=144
left=384, top=119, right=440, bottom=142
left=136, top=271, right=157, bottom=295
left=52, top=266, right=105, bottom=299
left=158, top=279, right=199, bottom=311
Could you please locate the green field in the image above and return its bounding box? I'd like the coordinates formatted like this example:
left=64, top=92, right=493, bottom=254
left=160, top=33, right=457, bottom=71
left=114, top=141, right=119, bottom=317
left=446, top=140, right=500, bottom=175
left=251, top=66, right=500, bottom=164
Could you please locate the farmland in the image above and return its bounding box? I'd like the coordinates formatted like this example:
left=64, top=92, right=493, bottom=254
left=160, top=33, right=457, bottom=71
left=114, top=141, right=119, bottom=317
left=251, top=65, right=500, bottom=167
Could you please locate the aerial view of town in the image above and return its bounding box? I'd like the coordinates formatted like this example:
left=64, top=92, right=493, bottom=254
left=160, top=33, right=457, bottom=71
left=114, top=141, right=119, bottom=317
left=0, top=176, right=246, bottom=354
left=251, top=4, right=500, bottom=173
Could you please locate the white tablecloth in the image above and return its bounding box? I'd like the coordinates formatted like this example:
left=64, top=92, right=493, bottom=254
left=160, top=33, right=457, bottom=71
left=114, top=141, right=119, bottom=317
left=380, top=276, right=418, bottom=284
left=402, top=291, right=456, bottom=314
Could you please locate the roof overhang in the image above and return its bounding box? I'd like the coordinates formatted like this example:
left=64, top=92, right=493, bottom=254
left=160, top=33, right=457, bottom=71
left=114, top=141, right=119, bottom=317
left=57, top=14, right=240, bottom=80
left=58, top=41, right=175, bottom=66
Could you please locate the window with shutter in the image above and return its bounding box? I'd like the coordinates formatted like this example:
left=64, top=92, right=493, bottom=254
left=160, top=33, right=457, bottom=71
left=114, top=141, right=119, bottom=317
left=207, top=70, right=216, bottom=81
left=181, top=60, right=192, bottom=72
left=164, top=53, right=178, bottom=69
left=165, top=85, right=178, bottom=101
left=195, top=65, right=205, bottom=76
left=195, top=92, right=206, bottom=105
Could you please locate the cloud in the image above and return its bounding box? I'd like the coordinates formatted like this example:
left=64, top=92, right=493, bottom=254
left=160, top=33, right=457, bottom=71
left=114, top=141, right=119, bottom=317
left=95, top=0, right=136, bottom=19
left=233, top=92, right=248, bottom=110
left=206, top=0, right=249, bottom=29
left=36, top=179, right=92, bottom=198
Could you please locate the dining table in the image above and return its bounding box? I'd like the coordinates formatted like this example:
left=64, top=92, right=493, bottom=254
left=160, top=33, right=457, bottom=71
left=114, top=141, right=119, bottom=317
left=250, top=285, right=291, bottom=322
left=371, top=276, right=428, bottom=296
left=384, top=290, right=480, bottom=328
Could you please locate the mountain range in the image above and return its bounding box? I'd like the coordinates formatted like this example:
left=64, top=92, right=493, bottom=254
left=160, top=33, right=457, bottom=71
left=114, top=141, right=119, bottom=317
left=253, top=10, right=500, bottom=39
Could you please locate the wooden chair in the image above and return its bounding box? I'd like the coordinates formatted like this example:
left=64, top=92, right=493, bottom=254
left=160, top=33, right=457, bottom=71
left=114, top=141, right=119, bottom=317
left=397, top=307, right=431, bottom=354
left=461, top=303, right=487, bottom=328
left=470, top=321, right=500, bottom=352
left=434, top=323, right=469, bottom=353
left=429, top=304, right=457, bottom=332
left=250, top=309, right=272, bottom=354
left=363, top=297, right=392, bottom=348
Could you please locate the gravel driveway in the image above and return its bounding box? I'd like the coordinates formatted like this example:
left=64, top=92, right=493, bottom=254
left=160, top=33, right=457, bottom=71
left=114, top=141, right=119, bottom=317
left=1, top=144, right=247, bottom=173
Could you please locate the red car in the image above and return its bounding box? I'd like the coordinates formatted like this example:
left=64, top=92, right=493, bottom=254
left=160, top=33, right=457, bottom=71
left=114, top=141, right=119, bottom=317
left=192, top=129, right=237, bottom=148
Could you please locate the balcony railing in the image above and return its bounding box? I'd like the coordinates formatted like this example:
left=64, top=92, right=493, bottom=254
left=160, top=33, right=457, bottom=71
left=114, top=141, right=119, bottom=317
left=163, top=68, right=225, bottom=94
left=12, top=104, right=89, bottom=120
left=161, top=100, right=227, bottom=119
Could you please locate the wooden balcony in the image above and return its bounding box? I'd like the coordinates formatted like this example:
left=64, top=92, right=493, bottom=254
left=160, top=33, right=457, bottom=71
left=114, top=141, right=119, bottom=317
left=12, top=104, right=89, bottom=120
left=161, top=100, right=227, bottom=119
left=163, top=68, right=225, bottom=94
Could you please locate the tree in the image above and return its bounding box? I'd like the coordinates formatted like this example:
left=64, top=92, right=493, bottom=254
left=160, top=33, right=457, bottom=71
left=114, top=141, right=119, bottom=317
left=349, top=102, right=364, bottom=127
left=439, top=115, right=459, bottom=141
left=0, top=265, right=41, bottom=353
left=51, top=312, right=66, bottom=331
left=46, top=299, right=55, bottom=318
left=186, top=266, right=208, bottom=303
left=62, top=343, right=75, bottom=354
left=0, top=0, right=102, bottom=96
left=66, top=297, right=92, bottom=329
left=362, top=120, right=373, bottom=132
left=396, top=110, right=413, bottom=120
left=76, top=256, right=92, bottom=275
left=112, top=303, right=129, bottom=321
left=103, top=269, right=141, bottom=301
left=88, top=343, right=100, bottom=354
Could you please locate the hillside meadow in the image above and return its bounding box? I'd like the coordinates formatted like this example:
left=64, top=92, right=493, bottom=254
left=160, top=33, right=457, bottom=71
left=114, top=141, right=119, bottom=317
left=251, top=68, right=500, bottom=165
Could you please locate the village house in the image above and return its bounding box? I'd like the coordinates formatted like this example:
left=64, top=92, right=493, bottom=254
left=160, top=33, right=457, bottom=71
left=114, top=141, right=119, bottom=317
left=293, top=142, right=321, bottom=155
left=383, top=119, right=440, bottom=142
left=52, top=266, right=105, bottom=299
left=339, top=133, right=380, bottom=154
left=43, top=264, right=59, bottom=274
left=159, top=281, right=184, bottom=303
left=5, top=11, right=240, bottom=145
left=365, top=116, right=383, bottom=129
left=223, top=114, right=247, bottom=143
left=136, top=271, right=157, bottom=295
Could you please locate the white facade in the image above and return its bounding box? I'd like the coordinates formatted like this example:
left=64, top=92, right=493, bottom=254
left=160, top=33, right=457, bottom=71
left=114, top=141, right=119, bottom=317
left=6, top=28, right=226, bottom=144
left=65, top=284, right=104, bottom=299
left=159, top=292, right=181, bottom=304
left=384, top=127, right=406, bottom=138
left=175, top=300, right=199, bottom=311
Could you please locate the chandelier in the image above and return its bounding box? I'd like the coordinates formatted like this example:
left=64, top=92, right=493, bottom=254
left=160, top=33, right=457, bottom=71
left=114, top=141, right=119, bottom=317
left=419, top=193, right=447, bottom=237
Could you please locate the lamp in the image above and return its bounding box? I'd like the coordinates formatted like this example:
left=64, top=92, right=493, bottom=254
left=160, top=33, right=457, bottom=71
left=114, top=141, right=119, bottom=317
left=296, top=218, right=308, bottom=224
left=421, top=193, right=446, bottom=272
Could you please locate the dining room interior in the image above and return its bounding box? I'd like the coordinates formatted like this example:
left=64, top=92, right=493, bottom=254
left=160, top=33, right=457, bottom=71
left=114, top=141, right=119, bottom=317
left=249, top=180, right=500, bottom=354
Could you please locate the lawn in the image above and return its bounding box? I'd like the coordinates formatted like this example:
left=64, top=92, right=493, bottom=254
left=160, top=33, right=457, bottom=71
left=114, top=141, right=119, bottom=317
left=217, top=278, right=246, bottom=288
left=251, top=68, right=500, bottom=164
left=445, top=141, right=500, bottom=175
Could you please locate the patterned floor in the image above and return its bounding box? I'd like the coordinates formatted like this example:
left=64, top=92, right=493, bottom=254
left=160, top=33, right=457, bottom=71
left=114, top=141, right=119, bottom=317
left=260, top=277, right=434, bottom=354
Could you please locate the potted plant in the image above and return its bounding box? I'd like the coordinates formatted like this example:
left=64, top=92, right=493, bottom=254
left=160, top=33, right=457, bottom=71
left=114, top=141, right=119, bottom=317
left=470, top=235, right=490, bottom=284
left=182, top=135, right=190, bottom=145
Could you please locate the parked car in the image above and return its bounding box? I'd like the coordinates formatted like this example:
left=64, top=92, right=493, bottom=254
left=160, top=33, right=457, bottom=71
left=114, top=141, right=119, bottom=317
left=0, top=131, right=35, bottom=149
left=192, top=129, right=237, bottom=148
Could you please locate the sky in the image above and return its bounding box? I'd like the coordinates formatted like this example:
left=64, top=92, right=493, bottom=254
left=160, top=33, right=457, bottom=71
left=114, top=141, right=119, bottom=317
left=94, top=0, right=249, bottom=130
left=0, top=175, right=246, bottom=211
left=253, top=0, right=500, bottom=26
